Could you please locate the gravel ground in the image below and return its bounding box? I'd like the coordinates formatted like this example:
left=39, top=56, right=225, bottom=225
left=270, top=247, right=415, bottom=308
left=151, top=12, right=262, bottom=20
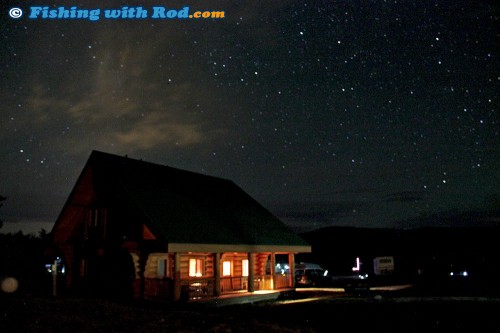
left=1, top=290, right=499, bottom=332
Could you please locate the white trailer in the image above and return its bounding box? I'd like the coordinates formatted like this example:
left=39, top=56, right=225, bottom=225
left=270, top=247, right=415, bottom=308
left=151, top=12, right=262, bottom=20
left=373, top=256, right=394, bottom=275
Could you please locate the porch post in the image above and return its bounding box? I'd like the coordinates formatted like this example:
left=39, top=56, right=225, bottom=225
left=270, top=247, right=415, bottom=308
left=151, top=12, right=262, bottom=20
left=270, top=252, right=276, bottom=290
left=173, top=252, right=181, bottom=301
left=248, top=252, right=255, bottom=292
left=214, top=252, right=221, bottom=296
left=289, top=253, right=295, bottom=288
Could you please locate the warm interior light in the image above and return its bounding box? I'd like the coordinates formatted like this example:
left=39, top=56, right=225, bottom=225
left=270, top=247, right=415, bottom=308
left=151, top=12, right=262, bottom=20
left=222, top=261, right=231, bottom=276
left=189, top=258, right=203, bottom=277
left=242, top=259, right=249, bottom=277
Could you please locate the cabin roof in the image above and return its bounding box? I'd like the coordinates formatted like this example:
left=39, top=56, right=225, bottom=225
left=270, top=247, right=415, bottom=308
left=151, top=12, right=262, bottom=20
left=55, top=150, right=309, bottom=250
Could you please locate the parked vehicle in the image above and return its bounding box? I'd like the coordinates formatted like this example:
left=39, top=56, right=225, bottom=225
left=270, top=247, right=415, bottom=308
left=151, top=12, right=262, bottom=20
left=294, top=263, right=330, bottom=287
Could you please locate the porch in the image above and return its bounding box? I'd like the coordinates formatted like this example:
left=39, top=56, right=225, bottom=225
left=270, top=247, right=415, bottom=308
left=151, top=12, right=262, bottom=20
left=144, top=273, right=292, bottom=300
left=140, top=251, right=296, bottom=301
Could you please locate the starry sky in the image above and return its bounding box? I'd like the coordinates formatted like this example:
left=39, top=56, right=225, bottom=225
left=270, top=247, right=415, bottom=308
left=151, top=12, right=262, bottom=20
left=1, top=0, right=499, bottom=235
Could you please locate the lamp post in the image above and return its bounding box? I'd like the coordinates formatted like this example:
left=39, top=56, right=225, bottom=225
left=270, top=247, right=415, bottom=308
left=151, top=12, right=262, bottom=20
left=52, top=259, right=58, bottom=297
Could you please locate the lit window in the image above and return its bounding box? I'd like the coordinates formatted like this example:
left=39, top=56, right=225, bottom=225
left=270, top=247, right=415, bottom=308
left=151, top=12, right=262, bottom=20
left=242, top=259, right=249, bottom=277
left=222, top=261, right=232, bottom=276
left=189, top=258, right=203, bottom=277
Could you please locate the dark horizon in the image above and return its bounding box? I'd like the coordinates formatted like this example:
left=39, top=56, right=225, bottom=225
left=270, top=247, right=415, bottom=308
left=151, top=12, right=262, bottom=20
left=2, top=197, right=499, bottom=236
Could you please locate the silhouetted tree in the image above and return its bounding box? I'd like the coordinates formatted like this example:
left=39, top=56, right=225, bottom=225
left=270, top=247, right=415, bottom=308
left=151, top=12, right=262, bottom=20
left=38, top=228, right=50, bottom=241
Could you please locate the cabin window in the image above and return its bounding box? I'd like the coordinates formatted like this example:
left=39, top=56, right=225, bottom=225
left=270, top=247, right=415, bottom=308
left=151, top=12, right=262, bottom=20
left=189, top=258, right=203, bottom=277
left=222, top=261, right=232, bottom=276
left=157, top=258, right=168, bottom=278
left=242, top=259, right=249, bottom=277
left=85, top=208, right=107, bottom=240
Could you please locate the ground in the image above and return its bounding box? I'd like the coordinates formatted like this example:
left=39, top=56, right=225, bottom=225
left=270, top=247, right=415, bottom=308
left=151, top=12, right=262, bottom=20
left=1, top=288, right=499, bottom=332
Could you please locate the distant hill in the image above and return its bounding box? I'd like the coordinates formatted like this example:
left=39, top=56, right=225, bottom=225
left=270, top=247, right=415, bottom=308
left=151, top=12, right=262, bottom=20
left=297, top=225, right=500, bottom=277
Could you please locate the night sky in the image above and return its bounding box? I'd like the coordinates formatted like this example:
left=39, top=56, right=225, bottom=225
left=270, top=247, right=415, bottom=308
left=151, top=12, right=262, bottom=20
left=1, top=1, right=498, bottom=235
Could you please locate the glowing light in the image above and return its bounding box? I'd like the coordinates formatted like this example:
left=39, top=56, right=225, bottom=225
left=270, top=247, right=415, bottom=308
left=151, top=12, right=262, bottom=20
left=242, top=259, right=249, bottom=277
left=222, top=261, right=231, bottom=276
left=189, top=258, right=203, bottom=277
left=352, top=257, right=361, bottom=272
left=450, top=270, right=469, bottom=277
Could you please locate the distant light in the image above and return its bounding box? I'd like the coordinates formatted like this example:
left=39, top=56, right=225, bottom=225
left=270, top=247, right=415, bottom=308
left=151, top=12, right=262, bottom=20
left=352, top=257, right=361, bottom=272
left=449, top=270, right=469, bottom=277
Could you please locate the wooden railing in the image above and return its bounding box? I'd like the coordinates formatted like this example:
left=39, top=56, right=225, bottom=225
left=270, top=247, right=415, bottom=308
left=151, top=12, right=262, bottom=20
left=144, top=273, right=292, bottom=300
left=144, top=278, right=172, bottom=299
left=220, top=276, right=248, bottom=292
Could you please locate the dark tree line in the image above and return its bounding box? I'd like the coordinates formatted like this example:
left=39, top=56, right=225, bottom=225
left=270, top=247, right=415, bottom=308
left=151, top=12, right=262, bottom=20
left=0, top=194, right=55, bottom=295
left=0, top=230, right=53, bottom=295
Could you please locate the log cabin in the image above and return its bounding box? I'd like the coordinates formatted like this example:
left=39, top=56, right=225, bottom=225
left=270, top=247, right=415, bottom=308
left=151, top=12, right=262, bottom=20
left=49, top=150, right=311, bottom=301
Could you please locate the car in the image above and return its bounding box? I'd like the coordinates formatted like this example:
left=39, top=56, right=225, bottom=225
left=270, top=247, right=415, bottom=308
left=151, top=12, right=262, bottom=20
left=447, top=264, right=470, bottom=279
left=294, top=263, right=331, bottom=287
left=327, top=273, right=371, bottom=294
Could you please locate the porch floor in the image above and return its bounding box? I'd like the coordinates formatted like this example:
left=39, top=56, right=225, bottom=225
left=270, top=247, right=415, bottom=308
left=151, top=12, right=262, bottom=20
left=190, top=288, right=295, bottom=307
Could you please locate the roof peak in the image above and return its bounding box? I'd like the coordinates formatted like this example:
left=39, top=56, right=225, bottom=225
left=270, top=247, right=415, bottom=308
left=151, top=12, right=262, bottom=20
left=88, top=150, right=233, bottom=184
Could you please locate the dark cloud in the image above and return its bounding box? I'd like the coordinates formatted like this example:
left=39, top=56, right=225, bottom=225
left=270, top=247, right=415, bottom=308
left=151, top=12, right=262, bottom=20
left=384, top=191, right=426, bottom=203
left=271, top=201, right=366, bottom=232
